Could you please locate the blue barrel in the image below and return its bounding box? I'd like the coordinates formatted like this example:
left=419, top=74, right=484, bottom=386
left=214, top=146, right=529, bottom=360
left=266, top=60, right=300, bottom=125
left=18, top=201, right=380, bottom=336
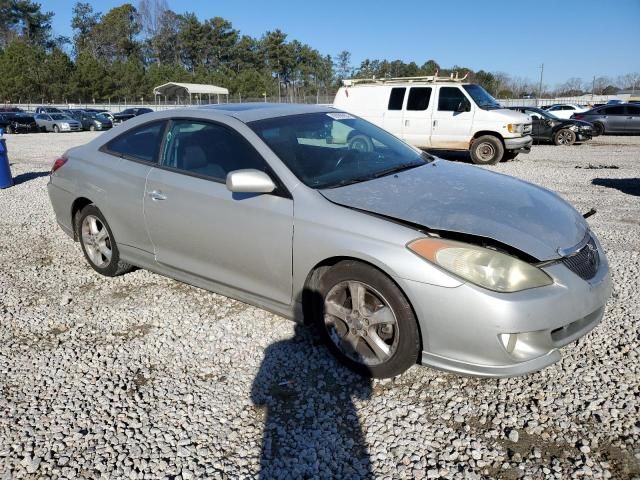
left=0, top=128, right=13, bottom=189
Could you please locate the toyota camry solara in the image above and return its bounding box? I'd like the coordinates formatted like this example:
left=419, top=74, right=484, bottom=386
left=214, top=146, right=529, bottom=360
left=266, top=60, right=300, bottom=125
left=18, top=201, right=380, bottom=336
left=47, top=104, right=611, bottom=378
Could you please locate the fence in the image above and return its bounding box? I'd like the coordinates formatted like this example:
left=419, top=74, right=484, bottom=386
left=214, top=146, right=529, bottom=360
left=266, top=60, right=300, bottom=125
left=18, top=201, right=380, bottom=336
left=4, top=93, right=630, bottom=113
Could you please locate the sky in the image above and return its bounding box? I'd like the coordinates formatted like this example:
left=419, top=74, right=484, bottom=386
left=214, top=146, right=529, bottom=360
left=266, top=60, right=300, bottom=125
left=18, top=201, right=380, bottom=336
left=43, top=0, right=640, bottom=86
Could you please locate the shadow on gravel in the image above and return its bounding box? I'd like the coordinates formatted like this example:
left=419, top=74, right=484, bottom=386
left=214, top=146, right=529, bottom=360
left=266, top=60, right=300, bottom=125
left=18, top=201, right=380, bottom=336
left=592, top=178, right=640, bottom=197
left=13, top=170, right=49, bottom=185
left=251, top=316, right=373, bottom=479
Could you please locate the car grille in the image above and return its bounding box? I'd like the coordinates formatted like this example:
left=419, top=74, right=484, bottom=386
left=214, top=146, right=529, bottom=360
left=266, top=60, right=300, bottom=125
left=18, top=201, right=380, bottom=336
left=561, top=235, right=600, bottom=280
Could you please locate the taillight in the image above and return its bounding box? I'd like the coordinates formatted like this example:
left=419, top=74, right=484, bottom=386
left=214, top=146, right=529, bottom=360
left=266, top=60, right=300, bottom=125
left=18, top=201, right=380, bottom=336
left=573, top=114, right=584, bottom=120
left=51, top=156, right=67, bottom=174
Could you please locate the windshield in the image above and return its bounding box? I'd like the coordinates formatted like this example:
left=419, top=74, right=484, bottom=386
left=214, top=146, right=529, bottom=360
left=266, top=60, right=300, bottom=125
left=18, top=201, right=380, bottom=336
left=50, top=114, right=73, bottom=120
left=249, top=112, right=433, bottom=189
left=462, top=84, right=501, bottom=110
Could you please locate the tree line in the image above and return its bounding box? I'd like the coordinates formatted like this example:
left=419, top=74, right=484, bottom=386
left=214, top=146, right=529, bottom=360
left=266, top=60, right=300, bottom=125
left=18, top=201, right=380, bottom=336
left=1, top=0, right=639, bottom=105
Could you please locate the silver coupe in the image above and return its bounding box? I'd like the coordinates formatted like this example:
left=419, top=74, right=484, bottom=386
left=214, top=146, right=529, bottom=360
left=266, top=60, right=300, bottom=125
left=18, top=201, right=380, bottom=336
left=47, top=104, right=611, bottom=378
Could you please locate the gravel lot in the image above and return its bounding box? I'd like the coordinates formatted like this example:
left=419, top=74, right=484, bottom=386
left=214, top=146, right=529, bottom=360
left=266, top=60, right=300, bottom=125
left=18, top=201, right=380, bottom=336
left=1, top=131, right=639, bottom=479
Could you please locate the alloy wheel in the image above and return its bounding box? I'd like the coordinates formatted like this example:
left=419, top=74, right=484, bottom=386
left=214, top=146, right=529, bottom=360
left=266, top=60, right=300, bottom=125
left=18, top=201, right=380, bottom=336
left=81, top=215, right=112, bottom=268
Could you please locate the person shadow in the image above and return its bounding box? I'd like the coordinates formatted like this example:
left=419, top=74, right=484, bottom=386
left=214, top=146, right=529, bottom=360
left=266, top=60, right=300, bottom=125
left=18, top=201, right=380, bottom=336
left=251, top=310, right=374, bottom=479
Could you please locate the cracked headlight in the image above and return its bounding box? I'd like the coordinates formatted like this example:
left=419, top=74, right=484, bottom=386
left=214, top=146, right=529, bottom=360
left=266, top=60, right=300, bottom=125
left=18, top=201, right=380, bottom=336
left=408, top=238, right=553, bottom=293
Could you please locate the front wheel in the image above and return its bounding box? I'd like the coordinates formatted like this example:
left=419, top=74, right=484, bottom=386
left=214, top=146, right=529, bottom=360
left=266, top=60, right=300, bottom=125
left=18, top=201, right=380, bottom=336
left=89, top=125, right=96, bottom=131
left=554, top=128, right=576, bottom=146
left=316, top=261, right=421, bottom=378
left=76, top=205, right=133, bottom=277
left=53, top=125, right=60, bottom=133
left=6, top=125, right=13, bottom=134
left=470, top=135, right=504, bottom=165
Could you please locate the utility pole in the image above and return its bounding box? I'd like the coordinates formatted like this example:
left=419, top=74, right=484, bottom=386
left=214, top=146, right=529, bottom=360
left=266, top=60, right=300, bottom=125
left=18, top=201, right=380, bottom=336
left=537, top=64, right=544, bottom=106
left=591, top=75, right=596, bottom=102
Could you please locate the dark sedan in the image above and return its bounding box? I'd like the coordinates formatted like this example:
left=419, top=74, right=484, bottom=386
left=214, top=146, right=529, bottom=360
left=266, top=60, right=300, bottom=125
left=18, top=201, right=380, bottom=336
left=507, top=107, right=594, bottom=145
left=0, top=112, right=39, bottom=134
left=69, top=110, right=113, bottom=131
left=112, top=107, right=153, bottom=123
left=571, top=104, right=640, bottom=135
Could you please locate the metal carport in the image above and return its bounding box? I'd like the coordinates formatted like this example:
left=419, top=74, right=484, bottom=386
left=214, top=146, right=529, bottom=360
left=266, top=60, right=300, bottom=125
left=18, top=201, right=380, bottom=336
left=153, top=82, right=230, bottom=105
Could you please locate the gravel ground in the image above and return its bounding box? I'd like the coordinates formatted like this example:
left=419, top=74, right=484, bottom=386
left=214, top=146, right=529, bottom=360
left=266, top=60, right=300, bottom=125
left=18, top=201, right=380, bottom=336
left=0, top=131, right=639, bottom=479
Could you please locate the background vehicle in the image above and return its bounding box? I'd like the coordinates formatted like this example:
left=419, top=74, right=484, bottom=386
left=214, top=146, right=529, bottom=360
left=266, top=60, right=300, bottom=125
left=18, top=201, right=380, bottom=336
left=35, top=106, right=62, bottom=114
left=69, top=110, right=113, bottom=131
left=507, top=106, right=594, bottom=145
left=34, top=113, right=82, bottom=132
left=0, top=112, right=39, bottom=133
left=572, top=104, right=640, bottom=135
left=113, top=107, right=153, bottom=123
left=48, top=104, right=610, bottom=379
left=542, top=103, right=588, bottom=119
left=333, top=75, right=532, bottom=165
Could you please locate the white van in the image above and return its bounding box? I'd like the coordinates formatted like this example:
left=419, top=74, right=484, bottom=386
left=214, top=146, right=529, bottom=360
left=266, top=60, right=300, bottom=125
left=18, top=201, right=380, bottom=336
left=333, top=76, right=533, bottom=164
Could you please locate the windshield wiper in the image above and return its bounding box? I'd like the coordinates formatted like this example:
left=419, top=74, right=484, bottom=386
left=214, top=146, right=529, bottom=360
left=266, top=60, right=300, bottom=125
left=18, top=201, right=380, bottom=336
left=324, top=162, right=424, bottom=189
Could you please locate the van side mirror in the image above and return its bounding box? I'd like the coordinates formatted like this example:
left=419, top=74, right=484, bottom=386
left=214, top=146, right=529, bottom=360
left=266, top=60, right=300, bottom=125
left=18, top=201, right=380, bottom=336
left=226, top=169, right=276, bottom=193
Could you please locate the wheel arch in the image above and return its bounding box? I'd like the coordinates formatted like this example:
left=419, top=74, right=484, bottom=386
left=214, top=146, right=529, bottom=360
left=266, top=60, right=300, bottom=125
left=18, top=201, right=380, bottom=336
left=300, top=255, right=424, bottom=351
left=70, top=197, right=94, bottom=241
left=469, top=130, right=505, bottom=149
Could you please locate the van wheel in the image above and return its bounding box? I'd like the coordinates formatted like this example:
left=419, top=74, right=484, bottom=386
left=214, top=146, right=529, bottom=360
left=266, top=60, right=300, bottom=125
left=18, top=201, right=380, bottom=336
left=554, top=129, right=576, bottom=146
left=315, top=260, right=421, bottom=378
left=76, top=204, right=133, bottom=277
left=470, top=135, right=504, bottom=165
left=348, top=134, right=374, bottom=153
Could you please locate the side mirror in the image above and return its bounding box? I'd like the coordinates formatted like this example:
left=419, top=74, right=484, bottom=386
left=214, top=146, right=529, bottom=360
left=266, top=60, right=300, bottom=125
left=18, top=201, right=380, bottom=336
left=226, top=169, right=276, bottom=194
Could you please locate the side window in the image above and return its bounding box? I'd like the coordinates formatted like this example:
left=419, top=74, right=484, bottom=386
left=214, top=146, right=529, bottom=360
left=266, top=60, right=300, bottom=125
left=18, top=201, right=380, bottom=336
left=604, top=106, right=625, bottom=115
left=162, top=120, right=268, bottom=181
left=104, top=121, right=166, bottom=162
left=438, top=87, right=466, bottom=111
left=626, top=105, right=640, bottom=115
left=407, top=87, right=432, bottom=111
left=388, top=88, right=406, bottom=110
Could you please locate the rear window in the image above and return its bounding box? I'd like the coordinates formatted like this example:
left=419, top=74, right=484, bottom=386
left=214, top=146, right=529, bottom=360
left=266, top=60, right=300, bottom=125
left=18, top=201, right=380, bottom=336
left=388, top=88, right=406, bottom=110
left=103, top=121, right=166, bottom=162
left=406, top=87, right=432, bottom=111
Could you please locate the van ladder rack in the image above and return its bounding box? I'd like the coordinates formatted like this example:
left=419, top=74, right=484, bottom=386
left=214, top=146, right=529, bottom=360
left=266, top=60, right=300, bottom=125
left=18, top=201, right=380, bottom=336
left=342, top=71, right=469, bottom=86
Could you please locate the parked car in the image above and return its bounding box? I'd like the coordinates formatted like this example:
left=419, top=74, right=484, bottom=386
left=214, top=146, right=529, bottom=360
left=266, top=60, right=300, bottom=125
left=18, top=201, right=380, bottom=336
left=542, top=104, right=589, bottom=119
left=113, top=107, right=153, bottom=123
left=34, top=113, right=82, bottom=132
left=571, top=104, right=640, bottom=135
left=0, top=112, right=39, bottom=133
left=333, top=77, right=532, bottom=164
left=84, top=109, right=115, bottom=123
left=0, top=107, right=24, bottom=113
left=48, top=104, right=611, bottom=378
left=69, top=110, right=113, bottom=131
left=35, top=106, right=62, bottom=114
left=507, top=106, right=594, bottom=145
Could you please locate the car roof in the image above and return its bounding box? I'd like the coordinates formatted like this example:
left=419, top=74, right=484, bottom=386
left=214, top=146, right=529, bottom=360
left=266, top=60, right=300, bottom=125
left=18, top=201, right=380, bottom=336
left=196, top=103, right=335, bottom=123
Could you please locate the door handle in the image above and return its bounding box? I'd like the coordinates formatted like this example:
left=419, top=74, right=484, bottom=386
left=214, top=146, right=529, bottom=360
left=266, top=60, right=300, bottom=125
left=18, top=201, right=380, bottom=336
left=404, top=119, right=410, bottom=127
left=433, top=120, right=438, bottom=127
left=148, top=190, right=167, bottom=201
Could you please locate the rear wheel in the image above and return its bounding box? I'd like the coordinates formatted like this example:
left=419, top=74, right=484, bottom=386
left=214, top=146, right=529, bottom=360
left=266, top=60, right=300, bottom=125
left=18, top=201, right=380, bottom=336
left=315, top=260, right=420, bottom=378
left=593, top=122, right=605, bottom=136
left=554, top=128, right=576, bottom=146
left=470, top=135, right=504, bottom=165
left=53, top=125, right=59, bottom=133
left=76, top=205, right=133, bottom=277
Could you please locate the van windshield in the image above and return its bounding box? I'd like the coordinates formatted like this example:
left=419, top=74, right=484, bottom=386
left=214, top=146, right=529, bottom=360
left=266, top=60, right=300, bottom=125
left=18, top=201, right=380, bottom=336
left=250, top=112, right=433, bottom=189
left=463, top=85, right=501, bottom=110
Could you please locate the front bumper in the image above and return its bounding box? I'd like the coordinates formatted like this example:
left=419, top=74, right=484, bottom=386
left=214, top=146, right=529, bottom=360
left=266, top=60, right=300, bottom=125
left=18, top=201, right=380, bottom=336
left=576, top=129, right=593, bottom=141
left=399, top=245, right=611, bottom=377
left=504, top=135, right=533, bottom=153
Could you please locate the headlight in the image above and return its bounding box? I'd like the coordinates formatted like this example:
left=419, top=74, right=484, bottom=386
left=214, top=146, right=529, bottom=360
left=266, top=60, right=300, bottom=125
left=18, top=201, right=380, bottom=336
left=61, top=122, right=69, bottom=128
left=407, top=238, right=553, bottom=293
left=507, top=123, right=524, bottom=134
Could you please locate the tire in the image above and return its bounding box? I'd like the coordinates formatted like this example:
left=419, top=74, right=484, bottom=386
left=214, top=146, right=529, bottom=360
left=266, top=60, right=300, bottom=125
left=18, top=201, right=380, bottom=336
left=6, top=125, right=13, bottom=134
left=553, top=128, right=576, bottom=146
left=593, top=122, right=605, bottom=136
left=348, top=134, right=374, bottom=153
left=75, top=204, right=133, bottom=277
left=53, top=125, right=59, bottom=133
left=502, top=151, right=519, bottom=162
left=315, top=260, right=421, bottom=378
left=470, top=135, right=504, bottom=165
left=89, top=125, right=96, bottom=131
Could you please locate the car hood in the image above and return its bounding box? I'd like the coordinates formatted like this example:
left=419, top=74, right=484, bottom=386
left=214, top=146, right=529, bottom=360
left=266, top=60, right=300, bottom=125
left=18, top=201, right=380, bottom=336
left=320, top=160, right=588, bottom=260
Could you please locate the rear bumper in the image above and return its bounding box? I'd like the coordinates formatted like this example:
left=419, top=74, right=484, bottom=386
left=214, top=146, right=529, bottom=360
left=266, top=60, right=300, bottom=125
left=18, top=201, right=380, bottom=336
left=504, top=135, right=533, bottom=153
